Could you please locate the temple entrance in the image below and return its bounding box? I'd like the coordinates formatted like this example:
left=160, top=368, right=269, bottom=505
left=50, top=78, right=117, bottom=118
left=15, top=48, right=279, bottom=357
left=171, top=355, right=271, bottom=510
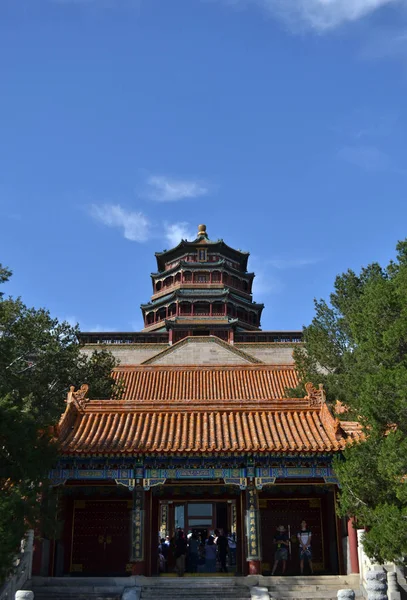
left=152, top=484, right=241, bottom=576
left=69, top=499, right=132, bottom=575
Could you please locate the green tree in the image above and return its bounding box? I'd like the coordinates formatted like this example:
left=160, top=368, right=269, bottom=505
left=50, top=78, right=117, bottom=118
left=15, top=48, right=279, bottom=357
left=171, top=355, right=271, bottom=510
left=291, top=241, right=407, bottom=564
left=0, top=265, right=119, bottom=577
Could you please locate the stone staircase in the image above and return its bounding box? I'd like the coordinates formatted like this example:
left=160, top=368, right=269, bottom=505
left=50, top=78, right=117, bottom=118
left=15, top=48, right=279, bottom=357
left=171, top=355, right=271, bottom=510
left=30, top=577, right=128, bottom=600
left=28, top=576, right=252, bottom=600
left=262, top=575, right=362, bottom=600
left=26, top=574, right=363, bottom=600
left=139, top=577, right=251, bottom=600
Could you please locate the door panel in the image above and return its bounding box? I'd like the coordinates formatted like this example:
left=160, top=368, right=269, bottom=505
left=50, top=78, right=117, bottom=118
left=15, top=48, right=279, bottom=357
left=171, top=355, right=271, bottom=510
left=70, top=500, right=131, bottom=575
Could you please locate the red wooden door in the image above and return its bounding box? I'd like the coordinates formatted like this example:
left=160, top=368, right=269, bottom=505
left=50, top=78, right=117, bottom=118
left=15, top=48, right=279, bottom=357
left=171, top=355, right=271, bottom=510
left=70, top=499, right=131, bottom=575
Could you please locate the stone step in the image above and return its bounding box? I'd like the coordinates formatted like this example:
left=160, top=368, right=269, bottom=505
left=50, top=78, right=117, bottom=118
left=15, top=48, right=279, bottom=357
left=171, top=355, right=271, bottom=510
left=263, top=576, right=360, bottom=585
left=142, top=590, right=248, bottom=593
left=269, top=588, right=362, bottom=600
left=31, top=593, right=120, bottom=600
left=141, top=597, right=249, bottom=599
left=140, top=587, right=251, bottom=599
left=267, top=586, right=361, bottom=592
left=29, top=575, right=362, bottom=600
left=31, top=581, right=124, bottom=600
left=273, top=597, right=362, bottom=600
left=141, top=596, right=249, bottom=600
left=141, top=593, right=249, bottom=598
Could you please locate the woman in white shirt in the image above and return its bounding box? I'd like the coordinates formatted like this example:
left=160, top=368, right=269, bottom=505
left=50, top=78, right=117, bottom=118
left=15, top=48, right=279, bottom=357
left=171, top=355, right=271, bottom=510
left=297, top=520, right=313, bottom=575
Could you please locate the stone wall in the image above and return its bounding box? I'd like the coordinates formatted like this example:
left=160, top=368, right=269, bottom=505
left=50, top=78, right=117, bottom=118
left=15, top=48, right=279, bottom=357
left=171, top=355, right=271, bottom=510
left=148, top=339, right=252, bottom=365
left=80, top=340, right=297, bottom=366
left=80, top=344, right=168, bottom=365
left=235, top=344, right=295, bottom=365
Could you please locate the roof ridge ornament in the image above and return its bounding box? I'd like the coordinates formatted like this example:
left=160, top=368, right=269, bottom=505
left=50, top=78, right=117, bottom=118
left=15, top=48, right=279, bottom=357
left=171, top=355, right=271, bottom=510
left=67, top=384, right=89, bottom=409
left=304, top=382, right=325, bottom=406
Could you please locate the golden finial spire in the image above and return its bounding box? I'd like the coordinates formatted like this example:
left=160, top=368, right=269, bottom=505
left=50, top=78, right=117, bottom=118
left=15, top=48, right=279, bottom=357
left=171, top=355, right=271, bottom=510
left=197, top=224, right=207, bottom=237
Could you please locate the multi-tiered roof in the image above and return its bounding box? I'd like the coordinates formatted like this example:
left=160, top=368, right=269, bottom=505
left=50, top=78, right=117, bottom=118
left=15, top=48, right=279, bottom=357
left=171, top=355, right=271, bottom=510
left=140, top=225, right=264, bottom=343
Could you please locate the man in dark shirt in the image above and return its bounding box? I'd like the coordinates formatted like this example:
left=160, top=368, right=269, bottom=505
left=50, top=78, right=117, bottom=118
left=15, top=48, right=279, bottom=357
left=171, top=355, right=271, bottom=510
left=271, top=525, right=289, bottom=575
left=216, top=529, right=229, bottom=573
left=175, top=529, right=187, bottom=577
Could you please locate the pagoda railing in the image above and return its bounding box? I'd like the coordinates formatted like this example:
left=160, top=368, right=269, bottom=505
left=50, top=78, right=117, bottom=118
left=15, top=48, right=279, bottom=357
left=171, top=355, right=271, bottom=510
left=79, top=330, right=303, bottom=345
left=235, top=331, right=303, bottom=343
left=78, top=332, right=169, bottom=345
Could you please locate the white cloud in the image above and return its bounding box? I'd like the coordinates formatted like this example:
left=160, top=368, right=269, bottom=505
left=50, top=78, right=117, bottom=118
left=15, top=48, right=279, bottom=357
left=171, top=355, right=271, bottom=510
left=219, top=0, right=403, bottom=32
left=337, top=145, right=393, bottom=171
left=50, top=0, right=140, bottom=6
left=360, top=27, right=407, bottom=60
left=146, top=175, right=209, bottom=202
left=164, top=222, right=195, bottom=247
left=250, top=256, right=284, bottom=298
left=89, top=204, right=150, bottom=242
left=333, top=110, right=398, bottom=140
left=267, top=257, right=319, bottom=269
left=59, top=315, right=117, bottom=331
left=249, top=255, right=318, bottom=297
left=51, top=0, right=99, bottom=3
left=252, top=271, right=284, bottom=297
left=88, top=203, right=197, bottom=247
left=130, top=317, right=145, bottom=331
left=60, top=315, right=79, bottom=328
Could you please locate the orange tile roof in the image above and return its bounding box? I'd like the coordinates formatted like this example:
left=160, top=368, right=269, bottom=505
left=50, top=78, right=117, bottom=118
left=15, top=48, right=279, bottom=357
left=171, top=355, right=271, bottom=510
left=57, top=367, right=361, bottom=456
left=111, top=365, right=298, bottom=401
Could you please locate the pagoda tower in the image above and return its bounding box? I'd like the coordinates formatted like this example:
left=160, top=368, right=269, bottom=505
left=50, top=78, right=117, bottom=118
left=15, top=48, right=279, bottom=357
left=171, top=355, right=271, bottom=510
left=140, top=224, right=264, bottom=344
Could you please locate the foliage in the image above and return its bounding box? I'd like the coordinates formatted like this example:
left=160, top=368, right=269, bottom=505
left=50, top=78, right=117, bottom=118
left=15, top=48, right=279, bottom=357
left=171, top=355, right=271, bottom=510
left=0, top=264, right=119, bottom=578
left=291, top=241, right=407, bottom=564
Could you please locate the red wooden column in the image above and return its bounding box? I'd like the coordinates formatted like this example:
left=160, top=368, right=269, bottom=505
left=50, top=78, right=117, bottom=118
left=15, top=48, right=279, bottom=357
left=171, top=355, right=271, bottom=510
left=347, top=517, right=359, bottom=573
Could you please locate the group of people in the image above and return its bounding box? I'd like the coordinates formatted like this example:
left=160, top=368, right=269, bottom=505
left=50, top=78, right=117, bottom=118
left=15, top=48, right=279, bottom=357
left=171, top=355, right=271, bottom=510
left=272, top=520, right=313, bottom=575
left=158, top=528, right=237, bottom=576
left=158, top=520, right=312, bottom=577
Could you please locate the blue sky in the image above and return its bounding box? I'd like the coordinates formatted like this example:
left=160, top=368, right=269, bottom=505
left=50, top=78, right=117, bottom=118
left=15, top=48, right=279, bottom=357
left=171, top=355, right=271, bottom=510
left=1, top=0, right=407, bottom=332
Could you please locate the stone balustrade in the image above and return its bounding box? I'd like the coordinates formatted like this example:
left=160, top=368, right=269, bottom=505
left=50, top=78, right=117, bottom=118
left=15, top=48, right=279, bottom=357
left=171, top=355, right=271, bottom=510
left=0, top=531, right=34, bottom=600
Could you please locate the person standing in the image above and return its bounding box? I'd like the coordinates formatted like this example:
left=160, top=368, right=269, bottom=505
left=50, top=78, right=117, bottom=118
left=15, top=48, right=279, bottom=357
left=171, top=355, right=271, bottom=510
left=204, top=535, right=217, bottom=573
left=297, top=520, right=313, bottom=575
left=216, top=529, right=229, bottom=573
left=271, top=525, right=290, bottom=575
left=174, top=529, right=187, bottom=577
left=158, top=538, right=169, bottom=572
left=188, top=532, right=200, bottom=573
